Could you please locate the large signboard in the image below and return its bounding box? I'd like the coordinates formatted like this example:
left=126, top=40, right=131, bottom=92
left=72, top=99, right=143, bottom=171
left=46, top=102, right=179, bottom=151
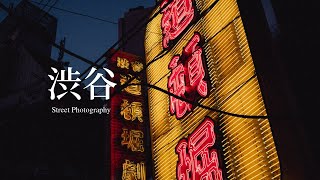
left=145, top=0, right=281, bottom=179
left=108, top=50, right=149, bottom=180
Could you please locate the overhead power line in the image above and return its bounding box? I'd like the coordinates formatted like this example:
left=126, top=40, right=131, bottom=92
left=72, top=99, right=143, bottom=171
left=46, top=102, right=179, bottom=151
left=52, top=42, right=95, bottom=65
left=0, top=2, right=10, bottom=12
left=86, top=0, right=220, bottom=75
left=54, top=0, right=267, bottom=119
left=35, top=0, right=59, bottom=24
left=0, top=1, right=268, bottom=119
left=91, top=0, right=268, bottom=119
left=29, top=0, right=118, bottom=25
left=2, top=1, right=101, bottom=66
left=78, top=0, right=172, bottom=79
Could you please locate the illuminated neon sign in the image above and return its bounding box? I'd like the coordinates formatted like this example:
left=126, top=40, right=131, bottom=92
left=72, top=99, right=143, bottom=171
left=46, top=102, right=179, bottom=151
left=176, top=117, right=222, bottom=180
left=117, top=57, right=130, bottom=69
left=120, top=74, right=142, bottom=95
left=109, top=50, right=149, bottom=180
left=121, top=128, right=144, bottom=152
left=168, top=32, right=208, bottom=119
left=120, top=99, right=143, bottom=122
left=131, top=61, right=144, bottom=72
left=160, top=0, right=195, bottom=48
left=122, top=159, right=146, bottom=180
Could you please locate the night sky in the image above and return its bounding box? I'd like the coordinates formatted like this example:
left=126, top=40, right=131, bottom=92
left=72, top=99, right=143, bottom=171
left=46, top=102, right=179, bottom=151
left=1, top=0, right=155, bottom=80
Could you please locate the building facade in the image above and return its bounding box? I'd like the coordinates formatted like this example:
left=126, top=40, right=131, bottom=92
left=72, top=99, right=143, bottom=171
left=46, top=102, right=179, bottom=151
left=118, top=6, right=153, bottom=58
left=0, top=1, right=57, bottom=179
left=237, top=0, right=318, bottom=179
left=0, top=1, right=107, bottom=179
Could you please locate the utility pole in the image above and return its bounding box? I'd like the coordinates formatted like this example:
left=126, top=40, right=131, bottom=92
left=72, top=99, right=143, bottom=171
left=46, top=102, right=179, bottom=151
left=57, top=37, right=70, bottom=66
left=57, top=37, right=66, bottom=62
left=1, top=1, right=97, bottom=67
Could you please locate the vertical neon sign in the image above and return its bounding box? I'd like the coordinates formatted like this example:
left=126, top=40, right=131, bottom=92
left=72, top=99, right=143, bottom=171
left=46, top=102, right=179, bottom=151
left=109, top=51, right=147, bottom=180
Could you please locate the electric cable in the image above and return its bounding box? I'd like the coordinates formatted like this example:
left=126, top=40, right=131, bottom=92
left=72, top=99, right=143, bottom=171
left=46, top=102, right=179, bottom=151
left=98, top=0, right=268, bottom=119
left=0, top=1, right=268, bottom=119
left=80, top=0, right=221, bottom=79
left=78, top=0, right=174, bottom=80
left=49, top=0, right=267, bottom=119
left=29, top=0, right=118, bottom=25
left=30, top=0, right=187, bottom=42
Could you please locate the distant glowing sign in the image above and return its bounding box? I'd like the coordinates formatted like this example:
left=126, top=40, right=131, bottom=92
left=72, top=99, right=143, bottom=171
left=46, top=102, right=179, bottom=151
left=117, top=57, right=144, bottom=73
left=110, top=50, right=148, bottom=180
left=160, top=0, right=195, bottom=48
left=122, top=160, right=146, bottom=180
left=168, top=32, right=208, bottom=119
left=121, top=128, right=144, bottom=152
left=176, top=117, right=222, bottom=180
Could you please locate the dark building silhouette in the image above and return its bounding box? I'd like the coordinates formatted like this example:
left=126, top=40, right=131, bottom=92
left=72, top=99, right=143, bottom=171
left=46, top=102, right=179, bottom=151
left=118, top=6, right=153, bottom=58
left=0, top=1, right=57, bottom=179
left=0, top=0, right=57, bottom=100
left=237, top=0, right=319, bottom=179
left=0, top=1, right=106, bottom=179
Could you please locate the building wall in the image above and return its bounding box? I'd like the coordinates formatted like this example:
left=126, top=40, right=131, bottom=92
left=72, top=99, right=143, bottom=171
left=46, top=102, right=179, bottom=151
left=118, top=6, right=153, bottom=58
left=237, top=0, right=319, bottom=179
left=0, top=1, right=106, bottom=179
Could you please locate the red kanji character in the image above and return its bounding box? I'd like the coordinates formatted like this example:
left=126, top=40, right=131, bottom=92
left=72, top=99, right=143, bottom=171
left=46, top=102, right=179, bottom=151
left=168, top=56, right=192, bottom=119
left=161, top=0, right=195, bottom=48
left=184, top=33, right=207, bottom=97
left=167, top=33, right=208, bottom=119
left=188, top=118, right=223, bottom=180
left=176, top=140, right=192, bottom=180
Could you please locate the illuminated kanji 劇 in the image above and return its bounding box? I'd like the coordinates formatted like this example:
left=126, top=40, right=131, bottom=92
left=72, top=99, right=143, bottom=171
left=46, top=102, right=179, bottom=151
left=168, top=32, right=208, bottom=119
left=176, top=117, right=223, bottom=180
left=122, top=160, right=146, bottom=180
left=161, top=0, right=195, bottom=48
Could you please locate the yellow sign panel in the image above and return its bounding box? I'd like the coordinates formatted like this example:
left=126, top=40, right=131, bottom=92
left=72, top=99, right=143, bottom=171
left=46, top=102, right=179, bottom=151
left=145, top=0, right=281, bottom=179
